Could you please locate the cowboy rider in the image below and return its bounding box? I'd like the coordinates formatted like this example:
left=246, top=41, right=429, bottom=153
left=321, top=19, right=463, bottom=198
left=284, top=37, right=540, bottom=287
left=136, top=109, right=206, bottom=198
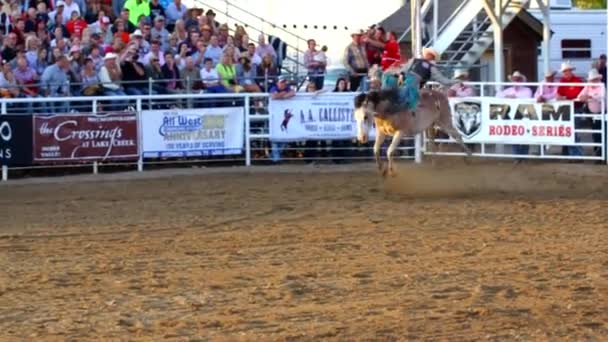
left=382, top=47, right=459, bottom=114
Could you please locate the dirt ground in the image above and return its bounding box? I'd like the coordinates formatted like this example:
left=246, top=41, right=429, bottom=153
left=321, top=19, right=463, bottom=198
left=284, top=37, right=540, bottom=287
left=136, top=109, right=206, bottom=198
left=1, top=160, right=608, bottom=341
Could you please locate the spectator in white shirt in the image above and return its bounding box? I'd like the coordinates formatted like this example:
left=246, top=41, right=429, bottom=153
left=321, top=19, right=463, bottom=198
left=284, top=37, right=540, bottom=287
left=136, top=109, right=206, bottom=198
left=246, top=42, right=262, bottom=67
left=200, top=57, right=228, bottom=93
left=534, top=70, right=558, bottom=102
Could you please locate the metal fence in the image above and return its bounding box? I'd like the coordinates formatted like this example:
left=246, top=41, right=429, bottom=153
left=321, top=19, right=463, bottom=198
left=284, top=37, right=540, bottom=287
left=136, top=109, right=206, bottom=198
left=423, top=81, right=607, bottom=163
left=0, top=83, right=606, bottom=182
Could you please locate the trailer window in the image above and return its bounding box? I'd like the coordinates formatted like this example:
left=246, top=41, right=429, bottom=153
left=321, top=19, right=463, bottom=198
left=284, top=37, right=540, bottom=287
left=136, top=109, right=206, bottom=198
left=561, top=39, right=592, bottom=59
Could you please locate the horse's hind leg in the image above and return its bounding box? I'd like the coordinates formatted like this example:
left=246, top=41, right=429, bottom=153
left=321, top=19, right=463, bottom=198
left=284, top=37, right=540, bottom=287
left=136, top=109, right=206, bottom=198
left=439, top=123, right=473, bottom=157
left=374, top=130, right=386, bottom=174
left=386, top=131, right=403, bottom=177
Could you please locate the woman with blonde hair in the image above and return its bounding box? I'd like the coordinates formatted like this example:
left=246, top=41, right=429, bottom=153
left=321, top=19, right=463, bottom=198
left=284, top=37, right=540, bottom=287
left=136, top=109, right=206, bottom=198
left=25, top=36, right=40, bottom=67
left=174, top=19, right=188, bottom=42
left=222, top=39, right=240, bottom=63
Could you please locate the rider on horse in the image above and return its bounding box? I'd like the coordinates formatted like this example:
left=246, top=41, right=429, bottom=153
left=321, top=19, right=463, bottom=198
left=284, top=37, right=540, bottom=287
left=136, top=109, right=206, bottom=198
left=381, top=47, right=458, bottom=115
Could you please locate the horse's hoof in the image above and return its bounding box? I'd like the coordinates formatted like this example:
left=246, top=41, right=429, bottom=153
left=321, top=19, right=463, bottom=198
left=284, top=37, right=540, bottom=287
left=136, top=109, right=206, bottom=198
left=381, top=167, right=389, bottom=178
left=389, top=170, right=397, bottom=177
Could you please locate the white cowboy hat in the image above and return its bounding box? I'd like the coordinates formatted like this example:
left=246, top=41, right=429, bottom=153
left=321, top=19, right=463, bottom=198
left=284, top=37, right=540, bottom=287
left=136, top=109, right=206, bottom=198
left=453, top=69, right=469, bottom=79
left=422, top=47, right=439, bottom=61
left=587, top=68, right=603, bottom=81
left=544, top=69, right=557, bottom=78
left=560, top=61, right=576, bottom=72
left=104, top=52, right=118, bottom=61
left=508, top=70, right=527, bottom=82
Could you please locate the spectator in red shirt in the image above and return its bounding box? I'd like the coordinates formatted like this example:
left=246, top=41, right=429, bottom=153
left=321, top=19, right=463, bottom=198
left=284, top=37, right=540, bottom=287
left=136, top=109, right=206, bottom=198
left=364, top=26, right=385, bottom=66
left=12, top=17, right=27, bottom=48
left=380, top=31, right=401, bottom=71
left=557, top=61, right=583, bottom=100
left=557, top=61, right=585, bottom=157
left=66, top=10, right=88, bottom=39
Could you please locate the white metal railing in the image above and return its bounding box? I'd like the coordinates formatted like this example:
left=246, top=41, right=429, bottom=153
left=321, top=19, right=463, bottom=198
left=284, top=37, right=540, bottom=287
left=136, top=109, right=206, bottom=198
left=425, top=81, right=607, bottom=163
left=0, top=83, right=606, bottom=181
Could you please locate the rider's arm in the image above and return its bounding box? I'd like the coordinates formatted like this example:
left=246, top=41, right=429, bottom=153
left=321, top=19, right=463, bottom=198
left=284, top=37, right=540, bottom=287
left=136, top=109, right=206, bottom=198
left=430, top=65, right=457, bottom=86
left=399, top=59, right=414, bottom=74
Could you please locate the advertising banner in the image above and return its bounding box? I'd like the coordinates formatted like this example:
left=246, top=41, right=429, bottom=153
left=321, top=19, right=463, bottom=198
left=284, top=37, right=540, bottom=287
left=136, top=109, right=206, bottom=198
left=269, top=94, right=358, bottom=141
left=0, top=115, right=33, bottom=166
left=449, top=97, right=575, bottom=144
left=141, top=107, right=244, bottom=158
left=33, top=112, right=138, bottom=162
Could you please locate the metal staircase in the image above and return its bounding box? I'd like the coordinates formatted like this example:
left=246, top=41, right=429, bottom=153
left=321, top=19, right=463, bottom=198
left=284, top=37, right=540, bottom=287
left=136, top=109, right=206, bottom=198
left=422, top=0, right=531, bottom=75
left=190, top=0, right=309, bottom=78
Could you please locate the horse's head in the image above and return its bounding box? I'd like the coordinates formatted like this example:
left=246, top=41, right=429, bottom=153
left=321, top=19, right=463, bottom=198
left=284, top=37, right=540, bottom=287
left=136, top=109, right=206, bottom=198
left=354, top=92, right=379, bottom=144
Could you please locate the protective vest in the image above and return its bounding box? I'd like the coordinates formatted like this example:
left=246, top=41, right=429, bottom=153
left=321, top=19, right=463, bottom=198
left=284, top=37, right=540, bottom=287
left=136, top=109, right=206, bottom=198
left=409, top=58, right=432, bottom=84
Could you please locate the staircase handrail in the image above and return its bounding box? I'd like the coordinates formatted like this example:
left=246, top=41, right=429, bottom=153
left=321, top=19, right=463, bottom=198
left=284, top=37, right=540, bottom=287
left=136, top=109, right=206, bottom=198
left=219, top=0, right=310, bottom=45
left=193, top=0, right=309, bottom=75
left=397, top=0, right=433, bottom=43
left=422, top=0, right=472, bottom=48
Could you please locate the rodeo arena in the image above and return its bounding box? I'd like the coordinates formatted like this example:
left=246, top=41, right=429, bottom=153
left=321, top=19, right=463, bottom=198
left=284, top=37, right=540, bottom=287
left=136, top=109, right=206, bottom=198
left=3, top=0, right=608, bottom=339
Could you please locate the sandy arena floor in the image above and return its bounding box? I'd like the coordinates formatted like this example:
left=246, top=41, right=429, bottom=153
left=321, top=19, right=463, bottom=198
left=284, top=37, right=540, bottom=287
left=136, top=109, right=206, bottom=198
left=1, top=160, right=608, bottom=341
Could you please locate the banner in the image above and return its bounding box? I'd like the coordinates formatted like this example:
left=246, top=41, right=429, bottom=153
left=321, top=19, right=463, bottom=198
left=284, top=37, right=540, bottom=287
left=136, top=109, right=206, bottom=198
left=0, top=115, right=33, bottom=166
left=141, top=107, right=244, bottom=158
left=269, top=94, right=358, bottom=141
left=449, top=97, right=575, bottom=144
left=33, top=112, right=138, bottom=162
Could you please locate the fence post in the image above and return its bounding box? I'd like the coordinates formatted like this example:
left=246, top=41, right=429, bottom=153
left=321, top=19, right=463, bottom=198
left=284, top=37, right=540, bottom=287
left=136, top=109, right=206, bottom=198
left=186, top=76, right=192, bottom=108
left=244, top=94, right=251, bottom=166
left=603, top=98, right=606, bottom=165
left=137, top=98, right=143, bottom=172
left=93, top=161, right=98, bottom=175
left=414, top=134, right=422, bottom=163
left=2, top=165, right=7, bottom=181
left=148, top=77, right=153, bottom=109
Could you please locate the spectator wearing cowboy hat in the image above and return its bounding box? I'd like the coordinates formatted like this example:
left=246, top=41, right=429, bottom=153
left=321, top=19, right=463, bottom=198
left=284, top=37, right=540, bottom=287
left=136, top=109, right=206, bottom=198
left=497, top=71, right=533, bottom=160
left=497, top=71, right=532, bottom=98
left=577, top=69, right=606, bottom=157
left=557, top=61, right=585, bottom=157
left=557, top=61, right=583, bottom=100
left=534, top=69, right=558, bottom=102
left=578, top=68, right=606, bottom=114
left=343, top=31, right=369, bottom=91
left=448, top=69, right=476, bottom=97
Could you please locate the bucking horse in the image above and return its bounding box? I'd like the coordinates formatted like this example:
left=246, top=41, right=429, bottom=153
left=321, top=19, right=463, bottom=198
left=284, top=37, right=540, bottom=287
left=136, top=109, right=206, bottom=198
left=354, top=85, right=472, bottom=177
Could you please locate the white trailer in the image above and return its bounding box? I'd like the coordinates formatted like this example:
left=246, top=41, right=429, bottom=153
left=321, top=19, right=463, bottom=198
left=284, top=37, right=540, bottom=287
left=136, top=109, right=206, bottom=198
left=528, top=7, right=606, bottom=80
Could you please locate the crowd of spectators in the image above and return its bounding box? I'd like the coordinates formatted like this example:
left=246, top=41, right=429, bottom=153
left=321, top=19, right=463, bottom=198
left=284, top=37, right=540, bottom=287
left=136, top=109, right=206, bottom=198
left=0, top=0, right=290, bottom=113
